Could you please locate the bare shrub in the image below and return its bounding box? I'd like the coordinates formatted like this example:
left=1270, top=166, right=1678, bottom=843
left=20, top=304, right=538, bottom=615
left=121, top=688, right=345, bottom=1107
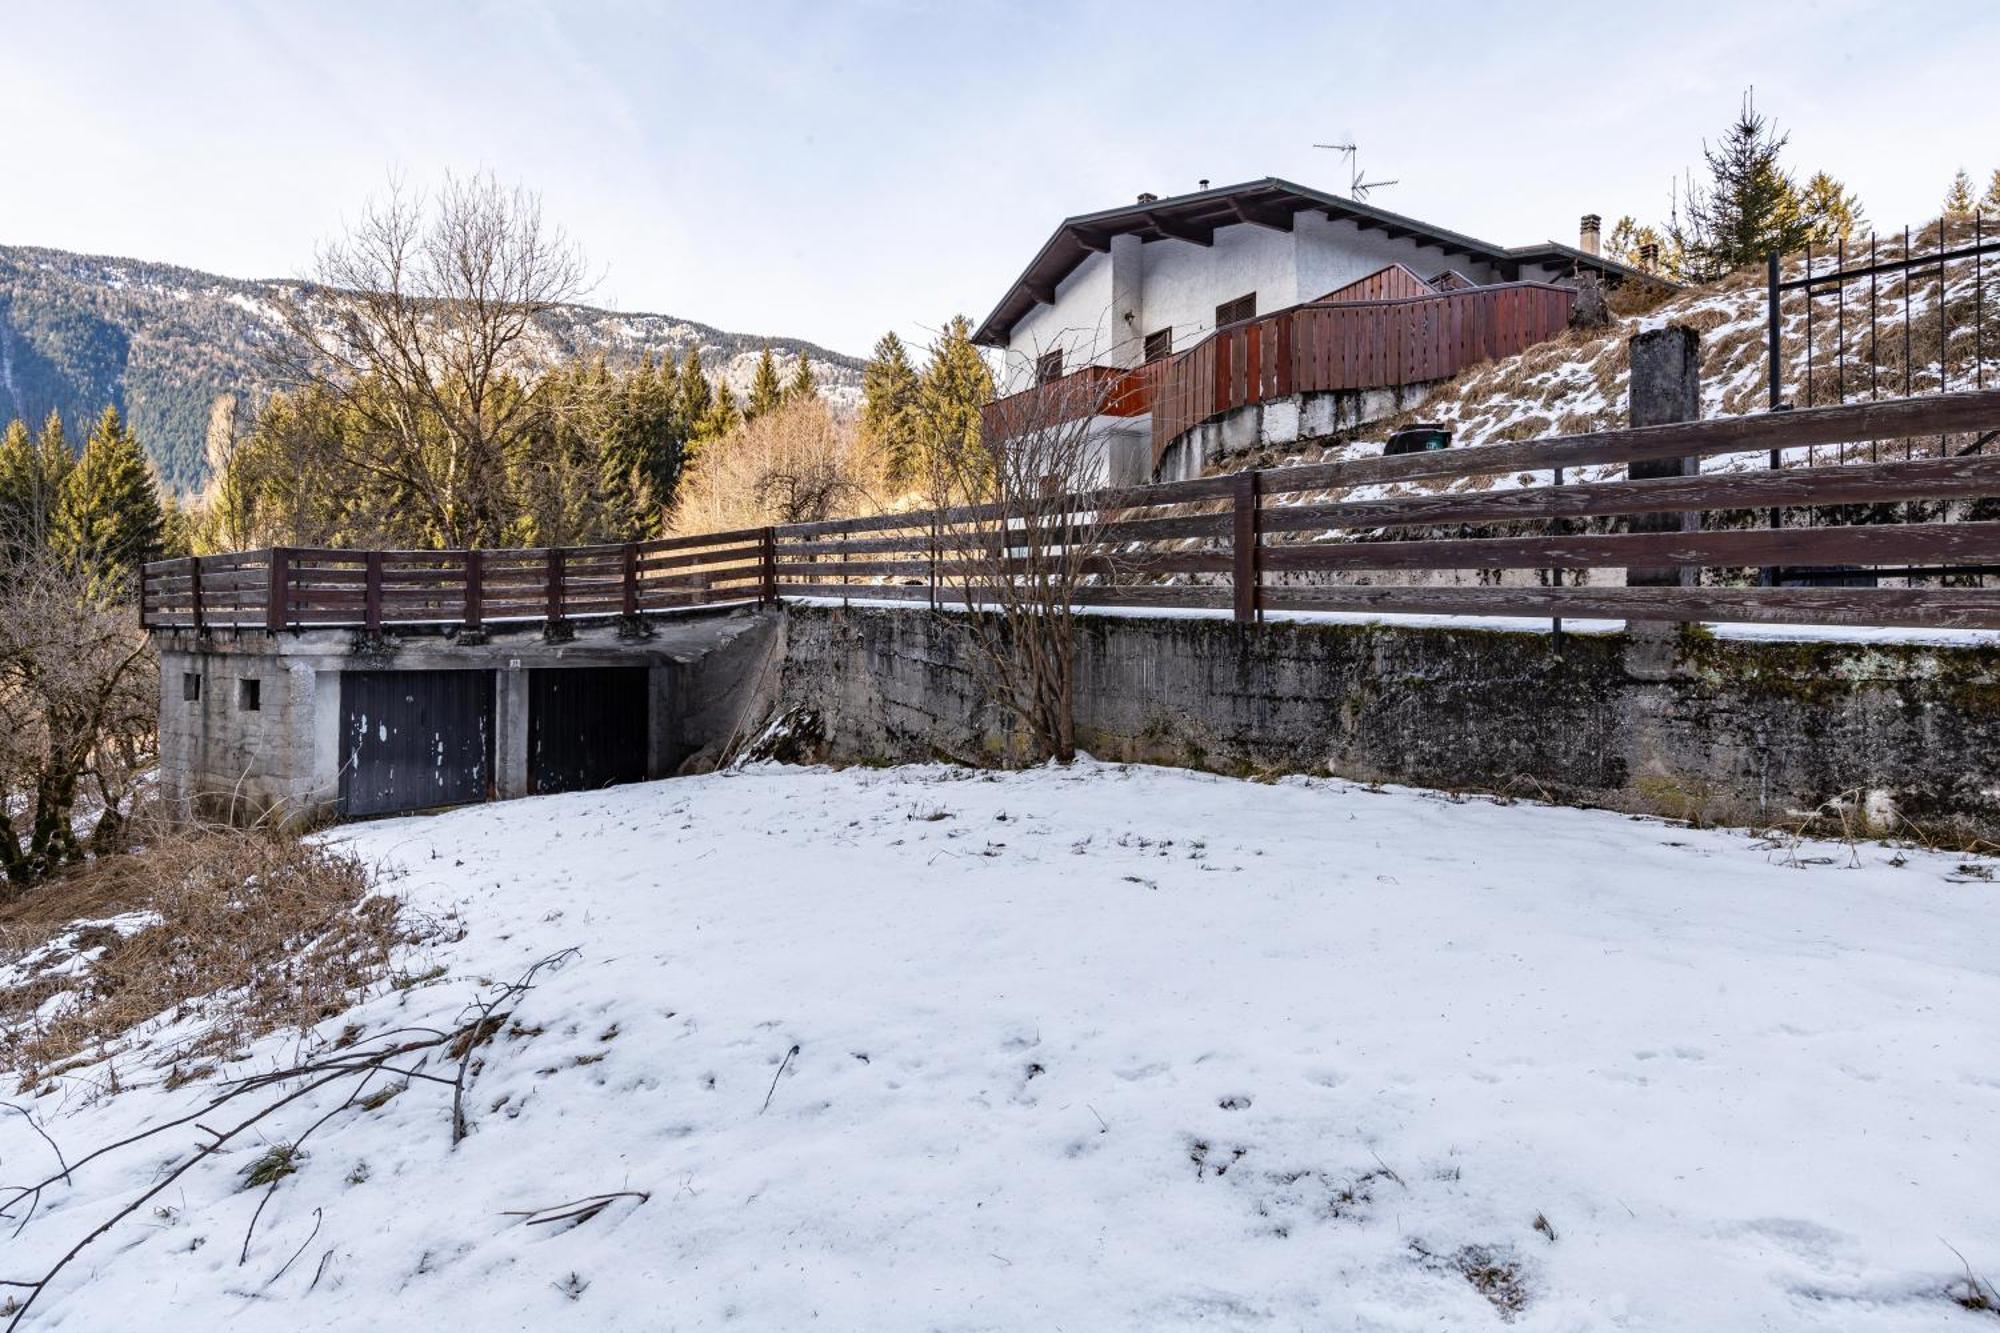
left=0, top=825, right=408, bottom=1084
left=669, top=396, right=873, bottom=533
left=926, top=363, right=1118, bottom=763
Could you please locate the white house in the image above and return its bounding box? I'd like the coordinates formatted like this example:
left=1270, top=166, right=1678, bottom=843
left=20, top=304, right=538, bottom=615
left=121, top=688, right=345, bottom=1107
left=974, top=176, right=1647, bottom=392
left=972, top=178, right=1655, bottom=484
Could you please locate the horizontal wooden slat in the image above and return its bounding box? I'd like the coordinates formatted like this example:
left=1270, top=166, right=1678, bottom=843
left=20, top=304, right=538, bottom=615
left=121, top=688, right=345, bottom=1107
left=1259, top=584, right=2000, bottom=629
left=1261, top=452, right=2000, bottom=533
left=1260, top=520, right=2000, bottom=572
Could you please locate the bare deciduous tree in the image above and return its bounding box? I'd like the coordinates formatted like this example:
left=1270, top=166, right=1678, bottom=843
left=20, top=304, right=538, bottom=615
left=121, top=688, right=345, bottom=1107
left=926, top=364, right=1118, bottom=763
left=0, top=546, right=157, bottom=888
left=275, top=172, right=591, bottom=547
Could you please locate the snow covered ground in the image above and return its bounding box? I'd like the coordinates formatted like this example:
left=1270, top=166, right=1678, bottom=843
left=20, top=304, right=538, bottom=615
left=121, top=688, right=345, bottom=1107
left=5, top=761, right=1998, bottom=1330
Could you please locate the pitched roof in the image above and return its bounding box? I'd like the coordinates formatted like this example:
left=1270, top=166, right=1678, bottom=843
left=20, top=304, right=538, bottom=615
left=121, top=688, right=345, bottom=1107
left=971, top=177, right=1661, bottom=347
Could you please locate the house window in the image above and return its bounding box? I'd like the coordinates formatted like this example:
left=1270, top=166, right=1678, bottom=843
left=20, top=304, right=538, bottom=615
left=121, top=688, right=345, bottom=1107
left=1214, top=293, right=1256, bottom=328
left=183, top=673, right=201, bottom=702
left=1143, top=328, right=1174, bottom=362
left=238, top=678, right=261, bottom=712
left=1035, top=350, right=1064, bottom=385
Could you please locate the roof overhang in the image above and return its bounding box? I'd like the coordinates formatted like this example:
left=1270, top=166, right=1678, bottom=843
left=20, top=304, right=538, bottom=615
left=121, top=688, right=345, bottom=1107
left=972, top=177, right=1670, bottom=347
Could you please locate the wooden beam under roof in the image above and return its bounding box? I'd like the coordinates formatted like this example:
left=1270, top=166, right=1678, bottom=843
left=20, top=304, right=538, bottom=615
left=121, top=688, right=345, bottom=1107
left=1069, top=226, right=1112, bottom=254
left=1144, top=211, right=1214, bottom=246
left=1228, top=198, right=1295, bottom=231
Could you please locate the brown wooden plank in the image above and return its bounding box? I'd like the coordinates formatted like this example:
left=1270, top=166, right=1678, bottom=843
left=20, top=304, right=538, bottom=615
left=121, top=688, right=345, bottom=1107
left=1259, top=584, right=2000, bottom=629
left=1259, top=453, right=2000, bottom=532
left=1262, top=388, right=2000, bottom=495
left=1259, top=520, right=2000, bottom=572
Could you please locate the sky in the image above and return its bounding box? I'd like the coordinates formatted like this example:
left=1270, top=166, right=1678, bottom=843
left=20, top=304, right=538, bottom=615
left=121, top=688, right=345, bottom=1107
left=6, top=0, right=2000, bottom=358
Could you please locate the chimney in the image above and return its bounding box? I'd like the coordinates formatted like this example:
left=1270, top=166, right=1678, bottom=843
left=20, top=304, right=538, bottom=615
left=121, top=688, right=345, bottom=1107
left=1579, top=213, right=1602, bottom=256
left=1638, top=241, right=1659, bottom=272
left=1198, top=178, right=1210, bottom=190
left=1137, top=191, right=1159, bottom=204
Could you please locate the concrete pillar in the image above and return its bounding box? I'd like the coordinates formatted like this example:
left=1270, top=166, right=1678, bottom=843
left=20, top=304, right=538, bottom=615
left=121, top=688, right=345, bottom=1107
left=1627, top=325, right=1701, bottom=587
left=495, top=666, right=530, bottom=798
left=1625, top=324, right=1702, bottom=676
left=1109, top=234, right=1145, bottom=368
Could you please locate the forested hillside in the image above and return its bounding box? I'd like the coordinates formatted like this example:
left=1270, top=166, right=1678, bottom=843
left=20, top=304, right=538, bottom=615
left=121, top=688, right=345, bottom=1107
left=0, top=244, right=864, bottom=493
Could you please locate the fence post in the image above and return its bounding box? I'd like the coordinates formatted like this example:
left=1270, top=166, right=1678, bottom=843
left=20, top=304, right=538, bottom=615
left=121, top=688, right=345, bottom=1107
left=759, top=527, right=778, bottom=605
left=622, top=542, right=639, bottom=619
left=544, top=547, right=564, bottom=625
left=189, top=555, right=205, bottom=634
left=1626, top=326, right=1701, bottom=659
left=364, top=550, right=383, bottom=634
left=265, top=546, right=289, bottom=633
left=464, top=549, right=483, bottom=631
left=1231, top=469, right=1261, bottom=625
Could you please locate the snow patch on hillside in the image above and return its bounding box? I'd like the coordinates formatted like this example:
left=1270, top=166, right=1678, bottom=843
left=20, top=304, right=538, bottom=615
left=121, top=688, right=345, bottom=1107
left=3, top=762, right=1996, bottom=1329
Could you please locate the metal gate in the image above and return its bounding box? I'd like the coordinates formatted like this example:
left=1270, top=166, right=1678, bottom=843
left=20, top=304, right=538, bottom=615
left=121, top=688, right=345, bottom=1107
left=529, top=667, right=649, bottom=795
left=339, top=671, right=494, bottom=817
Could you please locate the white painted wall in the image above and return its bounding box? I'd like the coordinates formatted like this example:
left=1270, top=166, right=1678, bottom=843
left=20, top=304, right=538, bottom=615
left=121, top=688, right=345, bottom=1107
left=1000, top=250, right=1117, bottom=394
left=1134, top=221, right=1300, bottom=358
left=999, top=213, right=1576, bottom=393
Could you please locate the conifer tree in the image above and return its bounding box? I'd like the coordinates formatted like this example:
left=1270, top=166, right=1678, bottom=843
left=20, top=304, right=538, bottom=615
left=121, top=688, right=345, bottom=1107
left=786, top=355, right=819, bottom=402
left=1668, top=90, right=1811, bottom=282
left=916, top=316, right=995, bottom=485
left=860, top=331, right=923, bottom=487
left=1944, top=168, right=1977, bottom=217
left=677, top=348, right=714, bottom=427
left=50, top=406, right=165, bottom=595
left=0, top=413, right=75, bottom=559
left=695, top=384, right=741, bottom=447
left=1983, top=169, right=2000, bottom=218
left=746, top=347, right=785, bottom=420
left=1798, top=172, right=1867, bottom=245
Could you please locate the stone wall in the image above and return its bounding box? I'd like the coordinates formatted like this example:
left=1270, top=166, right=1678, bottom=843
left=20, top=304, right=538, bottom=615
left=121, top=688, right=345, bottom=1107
left=774, top=603, right=2000, bottom=841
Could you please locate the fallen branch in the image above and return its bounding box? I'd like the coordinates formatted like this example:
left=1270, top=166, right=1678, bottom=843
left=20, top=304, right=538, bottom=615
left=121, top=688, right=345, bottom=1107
left=501, top=1190, right=650, bottom=1229
left=760, top=1044, right=800, bottom=1115
left=1, top=949, right=577, bottom=1328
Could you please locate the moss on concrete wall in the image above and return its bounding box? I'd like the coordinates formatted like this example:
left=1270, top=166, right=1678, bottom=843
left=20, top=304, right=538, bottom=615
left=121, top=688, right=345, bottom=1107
left=777, top=604, right=2000, bottom=843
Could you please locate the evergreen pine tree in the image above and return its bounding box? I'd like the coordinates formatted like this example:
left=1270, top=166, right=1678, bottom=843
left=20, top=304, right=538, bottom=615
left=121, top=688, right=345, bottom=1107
left=746, top=347, right=784, bottom=420
left=860, top=331, right=923, bottom=487
left=694, top=384, right=741, bottom=447
left=1983, top=169, right=2000, bottom=218
left=1797, top=172, right=1867, bottom=244
left=786, top=355, right=819, bottom=402
left=0, top=413, right=75, bottom=557
left=51, top=406, right=165, bottom=594
left=1669, top=90, right=1811, bottom=281
left=916, top=316, right=995, bottom=484
left=1944, top=168, right=1977, bottom=217
left=677, top=348, right=714, bottom=427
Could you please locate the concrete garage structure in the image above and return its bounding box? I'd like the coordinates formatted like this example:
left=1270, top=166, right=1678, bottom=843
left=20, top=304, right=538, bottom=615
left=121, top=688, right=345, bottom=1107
left=157, top=608, right=781, bottom=825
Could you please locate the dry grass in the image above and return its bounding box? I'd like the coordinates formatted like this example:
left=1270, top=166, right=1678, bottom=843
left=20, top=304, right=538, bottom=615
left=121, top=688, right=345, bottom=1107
left=0, top=825, right=411, bottom=1088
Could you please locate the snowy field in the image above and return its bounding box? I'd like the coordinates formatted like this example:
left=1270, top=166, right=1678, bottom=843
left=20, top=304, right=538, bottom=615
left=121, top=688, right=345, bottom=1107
left=5, top=761, right=1998, bottom=1329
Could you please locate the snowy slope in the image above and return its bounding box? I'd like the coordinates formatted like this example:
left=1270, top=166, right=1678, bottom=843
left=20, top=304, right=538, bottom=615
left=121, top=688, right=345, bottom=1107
left=1271, top=222, right=2000, bottom=507
left=4, top=762, right=1998, bottom=1329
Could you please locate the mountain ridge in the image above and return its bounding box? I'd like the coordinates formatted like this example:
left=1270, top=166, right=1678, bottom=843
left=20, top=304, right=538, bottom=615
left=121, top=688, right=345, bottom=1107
left=0, top=242, right=866, bottom=493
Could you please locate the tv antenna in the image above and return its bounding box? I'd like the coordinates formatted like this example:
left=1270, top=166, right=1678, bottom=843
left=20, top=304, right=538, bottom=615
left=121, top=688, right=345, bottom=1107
left=1312, top=138, right=1399, bottom=200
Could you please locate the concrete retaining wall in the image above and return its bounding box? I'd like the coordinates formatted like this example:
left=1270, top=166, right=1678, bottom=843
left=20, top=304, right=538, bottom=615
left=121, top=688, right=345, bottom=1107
left=773, top=603, right=2000, bottom=841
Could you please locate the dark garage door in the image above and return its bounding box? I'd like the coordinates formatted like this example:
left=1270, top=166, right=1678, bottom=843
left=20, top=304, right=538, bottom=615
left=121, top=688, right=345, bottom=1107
left=530, top=667, right=649, bottom=795
left=339, top=671, right=494, bottom=818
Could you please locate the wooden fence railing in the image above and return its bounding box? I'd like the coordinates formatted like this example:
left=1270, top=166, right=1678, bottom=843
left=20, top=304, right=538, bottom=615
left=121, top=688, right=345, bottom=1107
left=981, top=281, right=1578, bottom=474
left=144, top=388, right=2000, bottom=634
